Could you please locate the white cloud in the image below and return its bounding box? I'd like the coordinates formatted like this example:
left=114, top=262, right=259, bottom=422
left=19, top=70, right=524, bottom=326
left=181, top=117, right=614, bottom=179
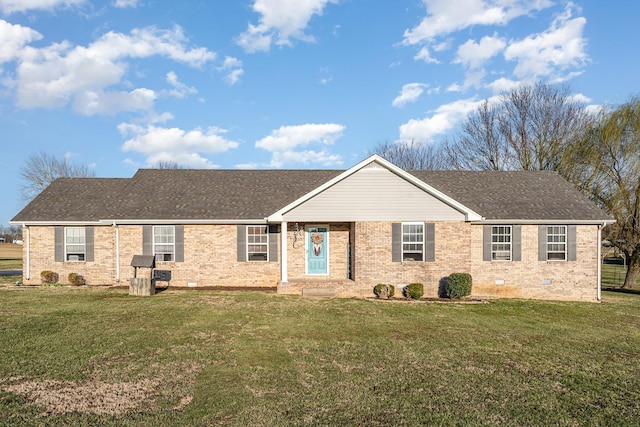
left=486, top=76, right=520, bottom=93
left=0, top=20, right=42, bottom=64
left=164, top=71, right=197, bottom=98
left=236, top=0, right=338, bottom=53
left=398, top=98, right=481, bottom=143
left=455, top=34, right=506, bottom=69
left=74, top=88, right=156, bottom=115
left=0, top=0, right=84, bottom=14
left=12, top=25, right=215, bottom=114
left=403, top=0, right=552, bottom=45
left=413, top=46, right=439, bottom=64
left=255, top=123, right=345, bottom=167
left=217, top=56, right=244, bottom=85
left=267, top=150, right=343, bottom=168
left=119, top=122, right=239, bottom=168
left=392, top=83, right=429, bottom=107
left=504, top=4, right=587, bottom=80
left=113, top=0, right=139, bottom=8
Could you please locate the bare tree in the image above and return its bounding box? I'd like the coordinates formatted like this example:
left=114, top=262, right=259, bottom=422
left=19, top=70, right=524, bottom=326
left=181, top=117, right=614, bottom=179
left=19, top=152, right=95, bottom=203
left=572, top=98, right=640, bottom=289
left=500, top=82, right=588, bottom=171
left=445, top=99, right=513, bottom=170
left=370, top=140, right=446, bottom=170
left=447, top=82, right=589, bottom=173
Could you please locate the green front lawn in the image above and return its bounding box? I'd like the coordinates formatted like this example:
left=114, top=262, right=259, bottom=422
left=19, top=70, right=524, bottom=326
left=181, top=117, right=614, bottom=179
left=0, top=288, right=639, bottom=426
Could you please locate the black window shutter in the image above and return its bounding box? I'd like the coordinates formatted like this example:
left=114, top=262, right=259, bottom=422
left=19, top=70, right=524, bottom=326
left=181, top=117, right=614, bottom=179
left=237, top=225, right=247, bottom=262
left=512, top=225, right=521, bottom=262
left=425, top=223, right=435, bottom=262
left=175, top=225, right=184, bottom=262
left=268, top=225, right=278, bottom=262
left=482, top=225, right=491, bottom=262
left=567, top=225, right=577, bottom=261
left=55, top=226, right=63, bottom=262
left=392, top=223, right=401, bottom=262
left=538, top=225, right=547, bottom=261
left=143, top=225, right=152, bottom=256
left=85, top=226, right=94, bottom=262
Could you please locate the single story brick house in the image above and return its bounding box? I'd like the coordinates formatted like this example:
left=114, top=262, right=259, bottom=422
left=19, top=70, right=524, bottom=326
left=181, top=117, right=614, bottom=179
left=11, top=155, right=614, bottom=301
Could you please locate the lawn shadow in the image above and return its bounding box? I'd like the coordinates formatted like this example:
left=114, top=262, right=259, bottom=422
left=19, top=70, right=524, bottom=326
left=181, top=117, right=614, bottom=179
left=438, top=277, right=449, bottom=298
left=602, top=287, right=640, bottom=296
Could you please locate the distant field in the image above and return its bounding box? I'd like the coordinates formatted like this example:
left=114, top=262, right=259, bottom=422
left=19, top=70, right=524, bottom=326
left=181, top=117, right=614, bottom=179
left=0, top=243, right=22, bottom=270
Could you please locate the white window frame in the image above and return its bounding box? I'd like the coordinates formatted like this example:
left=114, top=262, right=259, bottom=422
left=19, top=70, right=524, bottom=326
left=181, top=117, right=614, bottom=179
left=547, top=225, right=567, bottom=261
left=64, top=227, right=85, bottom=262
left=491, top=225, right=512, bottom=261
left=246, top=225, right=269, bottom=262
left=402, top=222, right=424, bottom=262
left=153, top=225, right=175, bottom=262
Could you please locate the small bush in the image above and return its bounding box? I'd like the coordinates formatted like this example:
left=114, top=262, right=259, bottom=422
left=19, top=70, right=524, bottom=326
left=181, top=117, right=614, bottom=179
left=68, top=273, right=86, bottom=286
left=403, top=283, right=424, bottom=300
left=446, top=273, right=472, bottom=299
left=373, top=283, right=395, bottom=299
left=40, top=270, right=58, bottom=284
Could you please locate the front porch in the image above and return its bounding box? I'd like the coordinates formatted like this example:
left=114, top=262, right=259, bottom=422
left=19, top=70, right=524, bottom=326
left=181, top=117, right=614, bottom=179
left=278, top=278, right=359, bottom=298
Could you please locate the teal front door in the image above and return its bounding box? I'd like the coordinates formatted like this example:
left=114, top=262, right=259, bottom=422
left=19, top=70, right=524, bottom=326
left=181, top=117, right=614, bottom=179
left=307, top=227, right=328, bottom=275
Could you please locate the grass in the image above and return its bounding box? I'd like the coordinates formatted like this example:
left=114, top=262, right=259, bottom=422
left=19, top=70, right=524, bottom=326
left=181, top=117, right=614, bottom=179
left=0, top=288, right=639, bottom=426
left=602, top=262, right=640, bottom=288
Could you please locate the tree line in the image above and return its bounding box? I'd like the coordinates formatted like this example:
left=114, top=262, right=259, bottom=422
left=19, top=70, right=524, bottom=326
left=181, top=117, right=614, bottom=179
left=372, top=82, right=640, bottom=289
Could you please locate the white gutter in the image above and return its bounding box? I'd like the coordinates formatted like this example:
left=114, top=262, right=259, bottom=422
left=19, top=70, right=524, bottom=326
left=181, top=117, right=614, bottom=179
left=24, top=225, right=30, bottom=280
left=12, top=219, right=270, bottom=226
left=476, top=219, right=616, bottom=225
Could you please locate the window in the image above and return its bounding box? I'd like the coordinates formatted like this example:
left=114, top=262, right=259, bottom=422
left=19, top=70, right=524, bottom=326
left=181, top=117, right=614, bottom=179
left=546, top=225, right=567, bottom=261
left=402, top=222, right=424, bottom=261
left=247, top=226, right=268, bottom=261
left=491, top=226, right=512, bottom=261
left=153, top=226, right=175, bottom=262
left=65, top=227, right=85, bottom=261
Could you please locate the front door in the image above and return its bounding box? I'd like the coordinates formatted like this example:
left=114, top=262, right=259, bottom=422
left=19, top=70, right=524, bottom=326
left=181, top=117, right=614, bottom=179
left=307, top=226, right=328, bottom=275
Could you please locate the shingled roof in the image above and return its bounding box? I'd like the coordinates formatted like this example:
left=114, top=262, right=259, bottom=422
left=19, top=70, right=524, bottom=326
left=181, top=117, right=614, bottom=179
left=12, top=165, right=612, bottom=223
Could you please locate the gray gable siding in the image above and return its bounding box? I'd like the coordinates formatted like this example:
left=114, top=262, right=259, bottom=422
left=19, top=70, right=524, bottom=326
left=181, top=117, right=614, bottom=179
left=283, top=163, right=466, bottom=222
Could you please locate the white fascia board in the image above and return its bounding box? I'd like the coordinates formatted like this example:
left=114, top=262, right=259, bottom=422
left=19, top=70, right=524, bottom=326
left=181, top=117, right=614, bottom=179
left=12, top=219, right=268, bottom=226
left=267, top=154, right=483, bottom=222
left=10, top=220, right=103, bottom=226
left=476, top=219, right=616, bottom=225
left=97, top=219, right=268, bottom=225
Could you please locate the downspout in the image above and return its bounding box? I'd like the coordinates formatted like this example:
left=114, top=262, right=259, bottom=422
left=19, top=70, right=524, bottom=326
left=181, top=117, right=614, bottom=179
left=281, top=221, right=288, bottom=283
left=114, top=222, right=120, bottom=282
left=597, top=223, right=603, bottom=301
left=24, top=224, right=30, bottom=280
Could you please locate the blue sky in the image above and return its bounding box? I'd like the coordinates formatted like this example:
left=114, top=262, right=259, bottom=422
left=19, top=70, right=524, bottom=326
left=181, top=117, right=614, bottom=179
left=2, top=0, right=639, bottom=226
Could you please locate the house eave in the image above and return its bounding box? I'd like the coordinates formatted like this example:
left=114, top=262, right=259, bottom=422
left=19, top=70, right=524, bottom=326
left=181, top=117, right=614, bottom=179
left=11, top=218, right=269, bottom=226
left=475, top=219, right=616, bottom=225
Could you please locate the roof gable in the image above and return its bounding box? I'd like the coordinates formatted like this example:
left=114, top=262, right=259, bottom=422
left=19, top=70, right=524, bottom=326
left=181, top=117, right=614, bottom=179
left=269, top=155, right=482, bottom=221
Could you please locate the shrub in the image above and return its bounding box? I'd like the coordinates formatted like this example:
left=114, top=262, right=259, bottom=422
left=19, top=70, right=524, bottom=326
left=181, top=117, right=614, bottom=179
left=403, top=283, right=424, bottom=300
left=68, top=273, right=86, bottom=286
left=373, top=283, right=395, bottom=299
left=40, top=270, right=58, bottom=284
left=446, top=273, right=472, bottom=299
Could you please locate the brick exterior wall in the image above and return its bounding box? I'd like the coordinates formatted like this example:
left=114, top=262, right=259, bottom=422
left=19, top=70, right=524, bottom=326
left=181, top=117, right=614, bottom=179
left=22, top=224, right=279, bottom=288
left=21, top=222, right=600, bottom=301
left=469, top=225, right=599, bottom=302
